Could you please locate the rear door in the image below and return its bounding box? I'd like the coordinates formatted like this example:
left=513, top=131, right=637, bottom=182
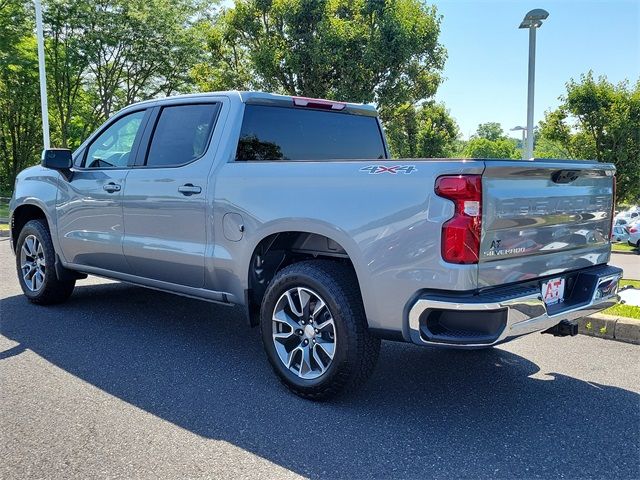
left=121, top=101, right=221, bottom=287
left=479, top=160, right=615, bottom=287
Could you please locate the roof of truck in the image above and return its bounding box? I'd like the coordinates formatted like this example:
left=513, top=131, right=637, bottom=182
left=127, top=91, right=379, bottom=117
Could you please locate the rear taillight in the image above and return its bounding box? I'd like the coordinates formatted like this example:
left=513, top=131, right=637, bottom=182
left=435, top=175, right=482, bottom=264
left=630, top=227, right=638, bottom=234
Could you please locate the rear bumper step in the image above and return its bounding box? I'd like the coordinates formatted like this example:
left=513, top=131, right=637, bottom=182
left=408, top=265, right=622, bottom=348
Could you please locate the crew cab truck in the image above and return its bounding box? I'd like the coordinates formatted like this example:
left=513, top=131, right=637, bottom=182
left=10, top=91, right=622, bottom=399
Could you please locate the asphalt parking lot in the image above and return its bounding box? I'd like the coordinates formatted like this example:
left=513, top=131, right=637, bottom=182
left=1, top=238, right=639, bottom=479
left=610, top=251, right=640, bottom=281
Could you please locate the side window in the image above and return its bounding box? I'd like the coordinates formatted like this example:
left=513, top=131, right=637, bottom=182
left=235, top=105, right=386, bottom=161
left=145, top=104, right=219, bottom=167
left=85, top=110, right=146, bottom=168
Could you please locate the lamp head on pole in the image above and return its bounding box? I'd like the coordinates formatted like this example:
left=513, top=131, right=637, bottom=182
left=519, top=9, right=549, bottom=29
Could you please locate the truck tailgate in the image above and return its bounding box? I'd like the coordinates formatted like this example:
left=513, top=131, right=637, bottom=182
left=479, top=160, right=615, bottom=287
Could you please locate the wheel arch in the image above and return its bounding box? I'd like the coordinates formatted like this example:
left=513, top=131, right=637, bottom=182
left=244, top=227, right=367, bottom=327
left=11, top=202, right=52, bottom=251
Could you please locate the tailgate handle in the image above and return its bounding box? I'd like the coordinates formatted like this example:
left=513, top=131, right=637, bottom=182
left=551, top=170, right=580, bottom=184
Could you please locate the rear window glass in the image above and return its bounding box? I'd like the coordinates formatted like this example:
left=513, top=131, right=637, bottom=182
left=146, top=104, right=218, bottom=167
left=235, top=105, right=386, bottom=161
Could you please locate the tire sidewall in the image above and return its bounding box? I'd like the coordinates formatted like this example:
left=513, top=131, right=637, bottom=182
left=260, top=267, right=354, bottom=391
left=15, top=220, right=57, bottom=301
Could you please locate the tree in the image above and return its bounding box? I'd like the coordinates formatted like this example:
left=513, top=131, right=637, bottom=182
left=44, top=0, right=93, bottom=147
left=0, top=0, right=42, bottom=193
left=476, top=122, right=503, bottom=141
left=458, top=122, right=520, bottom=159
left=384, top=102, right=459, bottom=158
left=462, top=137, right=519, bottom=159
left=539, top=72, right=640, bottom=202
left=43, top=0, right=208, bottom=148
left=196, top=0, right=446, bottom=114
left=533, top=137, right=571, bottom=159
left=190, top=14, right=255, bottom=93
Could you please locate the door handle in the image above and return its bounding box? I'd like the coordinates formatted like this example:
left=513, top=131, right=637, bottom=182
left=103, top=182, right=121, bottom=193
left=178, top=183, right=202, bottom=196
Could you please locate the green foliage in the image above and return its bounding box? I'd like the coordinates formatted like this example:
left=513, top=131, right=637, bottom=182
left=44, top=0, right=206, bottom=148
left=384, top=102, right=459, bottom=158
left=539, top=72, right=640, bottom=202
left=190, top=17, right=255, bottom=93
left=2, top=0, right=637, bottom=200
left=476, top=122, right=503, bottom=141
left=458, top=122, right=520, bottom=159
left=533, top=137, right=570, bottom=159
left=462, top=137, right=519, bottom=159
left=195, top=0, right=446, bottom=112
left=0, top=0, right=41, bottom=194
left=0, top=0, right=211, bottom=190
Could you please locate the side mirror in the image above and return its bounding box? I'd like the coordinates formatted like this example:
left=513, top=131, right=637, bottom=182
left=41, top=148, right=72, bottom=170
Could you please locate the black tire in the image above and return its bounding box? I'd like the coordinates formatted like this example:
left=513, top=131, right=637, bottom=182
left=15, top=219, right=75, bottom=305
left=260, top=260, right=380, bottom=400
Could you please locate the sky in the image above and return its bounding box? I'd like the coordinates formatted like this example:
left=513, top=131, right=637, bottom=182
left=431, top=0, right=640, bottom=138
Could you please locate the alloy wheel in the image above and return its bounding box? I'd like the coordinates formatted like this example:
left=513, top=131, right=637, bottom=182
left=20, top=234, right=46, bottom=292
left=272, top=287, right=336, bottom=380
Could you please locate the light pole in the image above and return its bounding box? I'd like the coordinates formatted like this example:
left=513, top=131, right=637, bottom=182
left=510, top=126, right=526, bottom=159
left=34, top=0, right=50, bottom=149
left=519, top=8, right=548, bottom=160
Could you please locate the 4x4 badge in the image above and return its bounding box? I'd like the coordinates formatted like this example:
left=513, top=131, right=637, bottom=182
left=360, top=165, right=417, bottom=174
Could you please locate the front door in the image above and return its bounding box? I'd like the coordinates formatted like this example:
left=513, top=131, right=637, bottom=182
left=121, top=102, right=220, bottom=287
left=56, top=109, right=148, bottom=272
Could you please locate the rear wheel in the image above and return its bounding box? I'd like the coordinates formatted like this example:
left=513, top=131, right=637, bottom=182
left=260, top=260, right=380, bottom=400
left=15, top=219, right=75, bottom=304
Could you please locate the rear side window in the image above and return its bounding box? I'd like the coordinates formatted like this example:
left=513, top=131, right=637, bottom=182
left=236, top=105, right=386, bottom=161
left=145, top=104, right=218, bottom=167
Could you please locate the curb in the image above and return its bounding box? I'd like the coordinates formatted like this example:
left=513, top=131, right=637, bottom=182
left=611, top=249, right=639, bottom=256
left=578, top=313, right=640, bottom=344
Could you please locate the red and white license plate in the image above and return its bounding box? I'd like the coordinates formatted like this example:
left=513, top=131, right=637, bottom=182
left=542, top=277, right=565, bottom=306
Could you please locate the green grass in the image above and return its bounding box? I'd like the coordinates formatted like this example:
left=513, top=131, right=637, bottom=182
left=603, top=303, right=640, bottom=320
left=620, top=279, right=640, bottom=289
left=612, top=242, right=638, bottom=253
left=0, top=223, right=8, bottom=231
left=0, top=203, right=8, bottom=219
left=601, top=279, right=640, bottom=320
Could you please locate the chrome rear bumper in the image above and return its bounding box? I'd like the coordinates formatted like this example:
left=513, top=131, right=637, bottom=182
left=408, top=266, right=622, bottom=348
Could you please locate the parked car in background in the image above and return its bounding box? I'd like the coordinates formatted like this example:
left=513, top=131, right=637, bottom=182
left=9, top=91, right=623, bottom=399
left=611, top=225, right=630, bottom=243
left=614, top=207, right=639, bottom=226
left=628, top=221, right=640, bottom=248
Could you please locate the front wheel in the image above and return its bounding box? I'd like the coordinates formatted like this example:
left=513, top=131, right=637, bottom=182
left=15, top=219, right=75, bottom=304
left=260, top=260, right=380, bottom=400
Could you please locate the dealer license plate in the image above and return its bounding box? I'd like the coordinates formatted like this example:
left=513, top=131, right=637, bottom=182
left=542, top=277, right=565, bottom=306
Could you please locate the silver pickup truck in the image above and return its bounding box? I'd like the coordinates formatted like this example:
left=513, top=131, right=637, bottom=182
left=10, top=91, right=622, bottom=399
